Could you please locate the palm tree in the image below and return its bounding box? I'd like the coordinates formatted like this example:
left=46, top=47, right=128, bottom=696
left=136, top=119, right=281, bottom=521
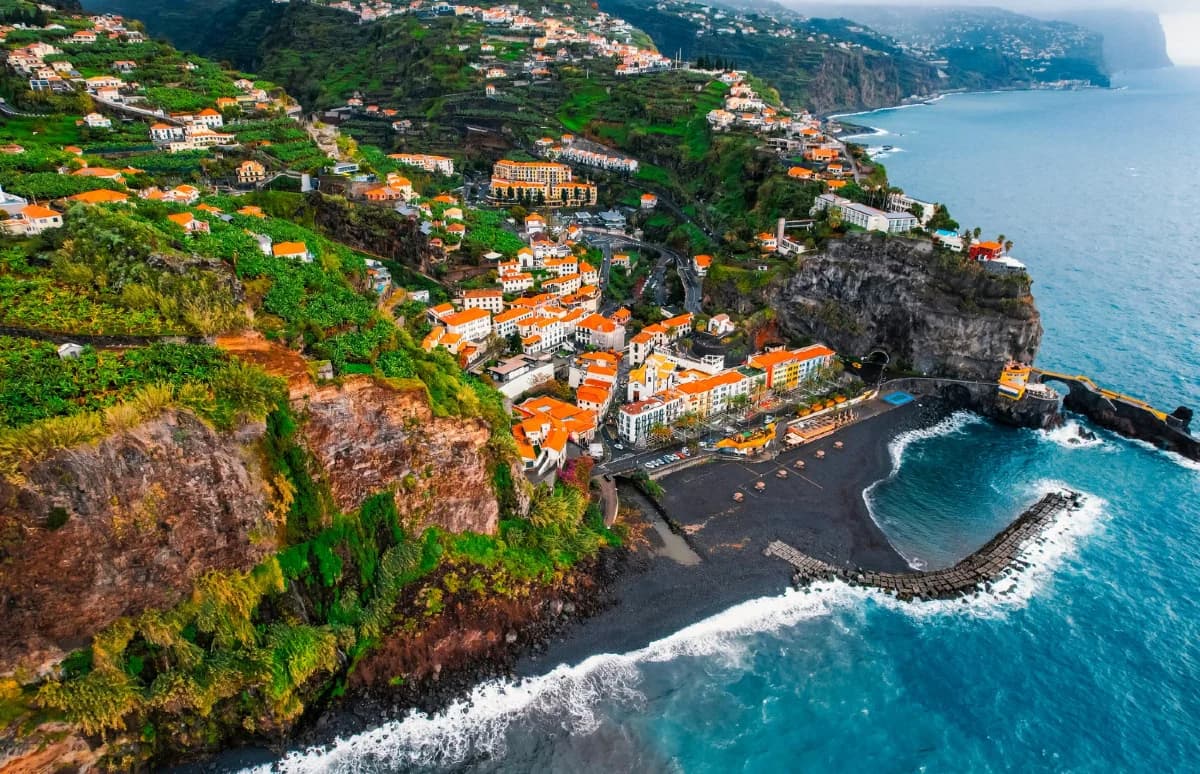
left=1004, top=240, right=1014, bottom=255
left=972, top=226, right=982, bottom=241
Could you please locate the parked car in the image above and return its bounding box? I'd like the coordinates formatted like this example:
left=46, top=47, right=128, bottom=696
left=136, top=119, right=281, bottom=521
left=644, top=461, right=657, bottom=469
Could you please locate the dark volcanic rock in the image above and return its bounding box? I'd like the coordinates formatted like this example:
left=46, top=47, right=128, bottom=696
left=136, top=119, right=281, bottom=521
left=752, top=233, right=1042, bottom=381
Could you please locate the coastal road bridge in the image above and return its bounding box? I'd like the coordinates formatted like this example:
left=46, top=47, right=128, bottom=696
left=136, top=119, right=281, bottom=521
left=1032, top=369, right=1169, bottom=421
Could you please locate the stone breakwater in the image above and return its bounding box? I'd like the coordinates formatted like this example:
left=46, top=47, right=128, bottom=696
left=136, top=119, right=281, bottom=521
left=766, top=491, right=1082, bottom=601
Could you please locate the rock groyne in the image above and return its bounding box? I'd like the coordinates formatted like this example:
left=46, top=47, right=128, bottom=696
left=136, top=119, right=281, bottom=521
left=766, top=491, right=1082, bottom=600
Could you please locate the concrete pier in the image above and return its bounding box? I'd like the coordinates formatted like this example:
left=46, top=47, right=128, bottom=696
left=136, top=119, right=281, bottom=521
left=765, top=491, right=1082, bottom=601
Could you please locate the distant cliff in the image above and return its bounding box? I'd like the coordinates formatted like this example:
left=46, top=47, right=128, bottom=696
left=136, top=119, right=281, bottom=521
left=710, top=234, right=1042, bottom=381
left=1046, top=9, right=1173, bottom=71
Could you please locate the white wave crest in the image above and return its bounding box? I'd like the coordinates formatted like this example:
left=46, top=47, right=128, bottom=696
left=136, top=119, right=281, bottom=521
left=1038, top=419, right=1108, bottom=450
left=1126, top=436, right=1200, bottom=472
left=885, top=410, right=984, bottom=473
left=256, top=482, right=1103, bottom=773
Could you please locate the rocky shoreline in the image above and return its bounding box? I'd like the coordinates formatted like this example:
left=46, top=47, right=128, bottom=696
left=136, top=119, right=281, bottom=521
left=172, top=548, right=633, bottom=773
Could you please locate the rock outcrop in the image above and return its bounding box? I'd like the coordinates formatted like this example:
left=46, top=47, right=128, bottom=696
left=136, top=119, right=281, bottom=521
left=299, top=377, right=505, bottom=535
left=757, top=234, right=1042, bottom=381
left=0, top=411, right=274, bottom=675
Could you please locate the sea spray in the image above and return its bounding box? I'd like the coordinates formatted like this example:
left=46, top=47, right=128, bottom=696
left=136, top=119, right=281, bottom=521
left=1037, top=419, right=1108, bottom=451
left=258, top=486, right=1105, bottom=773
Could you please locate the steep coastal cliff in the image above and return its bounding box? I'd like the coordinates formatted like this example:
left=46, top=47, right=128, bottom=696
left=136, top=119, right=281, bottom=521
left=300, top=377, right=512, bottom=535
left=711, top=234, right=1042, bottom=381
left=0, top=411, right=274, bottom=677
left=776, top=234, right=1039, bottom=381
left=805, top=49, right=939, bottom=115
left=0, top=359, right=552, bottom=769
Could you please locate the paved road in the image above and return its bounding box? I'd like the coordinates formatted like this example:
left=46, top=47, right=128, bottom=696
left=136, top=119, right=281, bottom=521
left=582, top=230, right=701, bottom=314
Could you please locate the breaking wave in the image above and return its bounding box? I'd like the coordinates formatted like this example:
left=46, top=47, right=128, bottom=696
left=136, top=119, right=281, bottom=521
left=1038, top=418, right=1108, bottom=450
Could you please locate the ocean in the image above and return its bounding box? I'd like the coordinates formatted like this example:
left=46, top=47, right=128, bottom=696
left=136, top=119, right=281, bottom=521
left=260, top=69, right=1200, bottom=772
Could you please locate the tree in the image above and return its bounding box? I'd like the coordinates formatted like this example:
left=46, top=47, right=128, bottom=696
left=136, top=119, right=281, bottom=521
left=972, top=226, right=982, bottom=240
left=649, top=423, right=673, bottom=445
left=1004, top=240, right=1014, bottom=255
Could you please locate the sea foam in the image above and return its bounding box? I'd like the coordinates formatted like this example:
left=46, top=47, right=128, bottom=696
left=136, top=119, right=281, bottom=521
left=1038, top=418, right=1108, bottom=450
left=256, top=479, right=1104, bottom=773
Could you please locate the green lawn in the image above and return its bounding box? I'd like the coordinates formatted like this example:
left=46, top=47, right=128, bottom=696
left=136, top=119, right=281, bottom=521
left=0, top=115, right=84, bottom=146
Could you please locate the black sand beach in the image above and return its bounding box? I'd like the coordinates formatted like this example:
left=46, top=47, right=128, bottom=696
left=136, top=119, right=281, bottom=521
left=518, top=397, right=950, bottom=674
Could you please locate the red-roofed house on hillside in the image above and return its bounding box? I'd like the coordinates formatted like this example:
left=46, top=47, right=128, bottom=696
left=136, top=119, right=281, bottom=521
left=3, top=204, right=62, bottom=235
left=693, top=254, right=712, bottom=276
left=166, top=211, right=209, bottom=234
left=969, top=241, right=1004, bottom=261
left=574, top=313, right=626, bottom=351
left=272, top=241, right=312, bottom=262
left=442, top=307, right=493, bottom=342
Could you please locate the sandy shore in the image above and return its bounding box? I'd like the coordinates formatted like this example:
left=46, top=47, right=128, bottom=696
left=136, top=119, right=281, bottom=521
left=518, top=397, right=950, bottom=674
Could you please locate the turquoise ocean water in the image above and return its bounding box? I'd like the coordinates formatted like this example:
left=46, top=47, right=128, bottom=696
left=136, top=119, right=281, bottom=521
left=260, top=68, right=1200, bottom=772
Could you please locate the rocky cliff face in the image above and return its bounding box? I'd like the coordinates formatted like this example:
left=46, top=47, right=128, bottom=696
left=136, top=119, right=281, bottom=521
left=299, top=378, right=506, bottom=535
left=309, top=193, right=437, bottom=273
left=0, top=371, right=513, bottom=678
left=807, top=50, right=939, bottom=114
left=758, top=234, right=1042, bottom=381
left=0, top=411, right=275, bottom=675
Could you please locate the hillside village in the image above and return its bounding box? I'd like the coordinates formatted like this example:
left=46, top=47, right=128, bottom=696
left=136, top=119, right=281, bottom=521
left=0, top=4, right=1031, bottom=489
left=0, top=2, right=1055, bottom=769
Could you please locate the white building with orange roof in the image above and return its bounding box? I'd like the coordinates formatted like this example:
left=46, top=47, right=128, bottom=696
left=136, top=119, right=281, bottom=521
left=574, top=313, right=625, bottom=351
left=192, top=108, right=224, bottom=128
left=708, top=313, right=736, bottom=336
left=524, top=212, right=546, bottom=234
left=388, top=153, right=455, bottom=176
left=542, top=273, right=582, bottom=298
left=500, top=272, right=534, bottom=293
left=693, top=254, right=712, bottom=276
left=518, top=316, right=567, bottom=354
left=166, top=211, right=209, bottom=234
left=442, top=307, right=493, bottom=342
left=272, top=241, right=312, bottom=263
left=460, top=289, right=504, bottom=314
left=569, top=351, right=621, bottom=388
left=675, top=366, right=766, bottom=419
left=422, top=326, right=464, bottom=355
left=579, top=260, right=598, bottom=285
left=493, top=307, right=534, bottom=340
left=3, top=203, right=62, bottom=235
left=426, top=302, right=455, bottom=325
left=640, top=192, right=658, bottom=209
left=542, top=256, right=578, bottom=277
left=561, top=284, right=601, bottom=313
left=618, top=392, right=685, bottom=445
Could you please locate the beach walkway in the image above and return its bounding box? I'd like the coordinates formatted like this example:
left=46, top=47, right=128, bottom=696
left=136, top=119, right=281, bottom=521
left=765, top=490, right=1082, bottom=600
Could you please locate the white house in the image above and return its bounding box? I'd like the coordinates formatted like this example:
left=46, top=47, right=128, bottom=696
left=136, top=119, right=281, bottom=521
left=82, top=112, right=112, bottom=129
left=618, top=393, right=685, bottom=445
